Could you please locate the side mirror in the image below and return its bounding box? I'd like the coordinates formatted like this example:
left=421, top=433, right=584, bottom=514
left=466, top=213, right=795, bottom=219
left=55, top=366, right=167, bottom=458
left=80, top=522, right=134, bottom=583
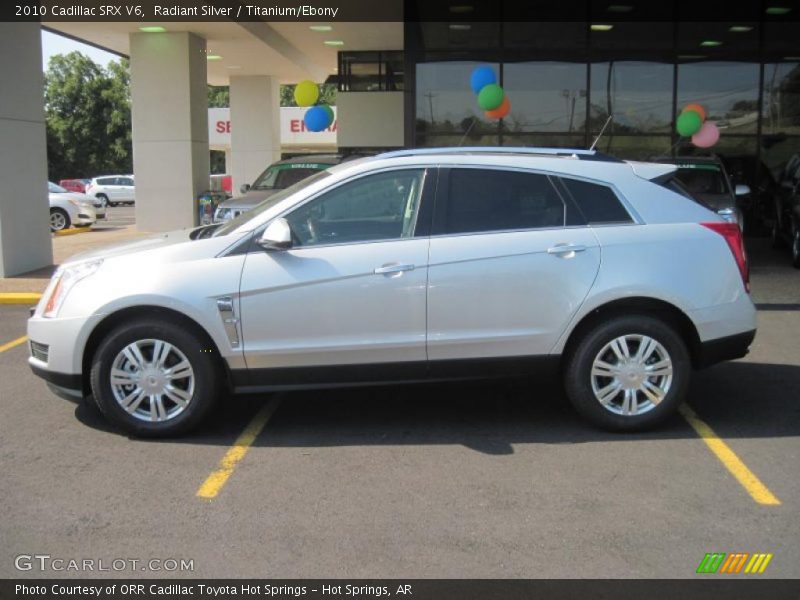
left=240, top=183, right=251, bottom=194
left=256, top=218, right=292, bottom=251
left=734, top=184, right=751, bottom=196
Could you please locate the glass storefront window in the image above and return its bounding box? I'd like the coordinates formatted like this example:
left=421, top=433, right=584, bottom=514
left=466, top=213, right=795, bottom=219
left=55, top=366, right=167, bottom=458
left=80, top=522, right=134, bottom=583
left=503, top=62, right=588, bottom=133
left=416, top=61, right=499, bottom=134
left=591, top=136, right=673, bottom=161
left=677, top=62, right=760, bottom=134
left=763, top=62, right=800, bottom=136
left=589, top=62, right=673, bottom=135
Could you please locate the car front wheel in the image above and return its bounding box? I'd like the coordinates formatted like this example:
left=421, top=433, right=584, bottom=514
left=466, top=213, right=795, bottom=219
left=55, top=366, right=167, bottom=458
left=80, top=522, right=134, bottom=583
left=50, top=208, right=70, bottom=232
left=792, top=225, right=800, bottom=269
left=90, top=318, right=221, bottom=437
left=564, top=315, right=690, bottom=431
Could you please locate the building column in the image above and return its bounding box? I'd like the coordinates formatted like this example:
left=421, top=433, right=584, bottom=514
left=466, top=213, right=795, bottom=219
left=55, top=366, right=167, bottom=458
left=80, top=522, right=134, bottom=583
left=230, top=76, right=281, bottom=194
left=0, top=24, right=52, bottom=277
left=130, top=31, right=209, bottom=231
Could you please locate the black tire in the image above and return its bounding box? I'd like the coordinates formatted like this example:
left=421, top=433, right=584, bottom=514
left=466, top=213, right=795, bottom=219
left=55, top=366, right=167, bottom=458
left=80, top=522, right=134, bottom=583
left=49, top=208, right=70, bottom=232
left=96, top=194, right=110, bottom=208
left=90, top=317, right=221, bottom=437
left=564, top=314, right=691, bottom=431
left=792, top=226, right=800, bottom=269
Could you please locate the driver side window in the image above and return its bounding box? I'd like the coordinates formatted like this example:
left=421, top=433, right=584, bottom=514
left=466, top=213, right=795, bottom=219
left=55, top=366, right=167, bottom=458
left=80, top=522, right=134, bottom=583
left=285, top=169, right=426, bottom=247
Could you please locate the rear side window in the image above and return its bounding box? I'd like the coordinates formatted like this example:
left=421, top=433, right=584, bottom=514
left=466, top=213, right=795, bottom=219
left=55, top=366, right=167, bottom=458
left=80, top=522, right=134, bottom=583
left=441, top=169, right=564, bottom=235
left=560, top=178, right=632, bottom=224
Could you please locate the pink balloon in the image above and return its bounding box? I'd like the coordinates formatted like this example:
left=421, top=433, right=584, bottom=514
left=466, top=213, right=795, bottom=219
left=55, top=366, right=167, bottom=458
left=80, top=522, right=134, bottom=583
left=692, top=121, right=720, bottom=148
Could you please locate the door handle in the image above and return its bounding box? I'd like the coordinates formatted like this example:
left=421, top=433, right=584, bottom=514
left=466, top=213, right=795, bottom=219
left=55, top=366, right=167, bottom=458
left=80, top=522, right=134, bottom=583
left=374, top=263, right=415, bottom=275
left=547, top=243, right=587, bottom=256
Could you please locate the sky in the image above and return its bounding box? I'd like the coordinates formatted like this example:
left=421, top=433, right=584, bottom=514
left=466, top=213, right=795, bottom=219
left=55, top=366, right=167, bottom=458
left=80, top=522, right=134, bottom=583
left=41, top=30, right=120, bottom=70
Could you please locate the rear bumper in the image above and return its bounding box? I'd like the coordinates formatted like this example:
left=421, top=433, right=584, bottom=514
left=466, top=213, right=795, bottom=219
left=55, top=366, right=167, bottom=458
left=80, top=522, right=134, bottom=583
left=696, top=329, right=756, bottom=368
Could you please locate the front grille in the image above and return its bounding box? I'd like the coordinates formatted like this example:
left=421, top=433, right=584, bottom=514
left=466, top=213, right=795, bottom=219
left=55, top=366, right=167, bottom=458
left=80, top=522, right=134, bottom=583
left=30, top=341, right=49, bottom=362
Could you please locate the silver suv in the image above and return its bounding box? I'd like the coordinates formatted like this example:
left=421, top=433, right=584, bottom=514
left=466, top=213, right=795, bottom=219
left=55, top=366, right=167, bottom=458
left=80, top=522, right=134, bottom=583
left=86, top=175, right=135, bottom=207
left=28, top=148, right=756, bottom=437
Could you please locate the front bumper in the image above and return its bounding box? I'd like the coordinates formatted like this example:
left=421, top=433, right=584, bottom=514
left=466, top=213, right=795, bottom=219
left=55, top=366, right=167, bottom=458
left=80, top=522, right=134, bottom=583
left=29, top=362, right=84, bottom=399
left=27, top=312, right=103, bottom=397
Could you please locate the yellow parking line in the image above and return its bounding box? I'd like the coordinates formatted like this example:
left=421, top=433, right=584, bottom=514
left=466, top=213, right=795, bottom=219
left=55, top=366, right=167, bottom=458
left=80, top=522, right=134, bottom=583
left=0, top=335, right=28, bottom=353
left=53, top=227, right=92, bottom=237
left=679, top=404, right=781, bottom=506
left=0, top=293, right=42, bottom=305
left=196, top=397, right=282, bottom=499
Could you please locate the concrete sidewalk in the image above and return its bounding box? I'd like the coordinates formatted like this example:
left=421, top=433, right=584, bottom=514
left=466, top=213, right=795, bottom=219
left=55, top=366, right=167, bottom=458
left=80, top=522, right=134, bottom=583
left=0, top=224, right=145, bottom=294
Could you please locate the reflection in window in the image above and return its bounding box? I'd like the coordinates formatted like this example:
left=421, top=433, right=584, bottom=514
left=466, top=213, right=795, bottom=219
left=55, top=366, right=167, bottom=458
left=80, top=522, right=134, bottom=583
left=591, top=136, right=673, bottom=161
left=416, top=62, right=499, bottom=136
left=590, top=62, right=674, bottom=134
left=763, top=63, right=800, bottom=136
left=503, top=62, right=587, bottom=133
left=677, top=62, right=759, bottom=134
left=443, top=169, right=564, bottom=234
left=286, top=170, right=425, bottom=247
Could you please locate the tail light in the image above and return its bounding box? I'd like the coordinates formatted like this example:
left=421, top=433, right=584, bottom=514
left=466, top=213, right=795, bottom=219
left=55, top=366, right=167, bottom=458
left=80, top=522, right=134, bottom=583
left=702, top=222, right=749, bottom=292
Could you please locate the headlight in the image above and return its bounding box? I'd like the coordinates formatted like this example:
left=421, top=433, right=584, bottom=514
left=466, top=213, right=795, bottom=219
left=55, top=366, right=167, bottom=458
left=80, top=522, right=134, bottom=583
left=43, top=259, right=103, bottom=318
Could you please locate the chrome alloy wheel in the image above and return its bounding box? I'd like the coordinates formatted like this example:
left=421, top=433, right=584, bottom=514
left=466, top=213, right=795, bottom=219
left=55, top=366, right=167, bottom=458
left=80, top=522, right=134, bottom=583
left=109, top=339, right=195, bottom=422
left=590, top=334, right=673, bottom=416
left=50, top=211, right=67, bottom=231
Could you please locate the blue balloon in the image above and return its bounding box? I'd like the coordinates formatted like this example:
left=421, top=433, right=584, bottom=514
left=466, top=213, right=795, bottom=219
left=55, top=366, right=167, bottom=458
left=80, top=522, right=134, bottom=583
left=304, top=106, right=331, bottom=132
left=470, top=66, right=497, bottom=95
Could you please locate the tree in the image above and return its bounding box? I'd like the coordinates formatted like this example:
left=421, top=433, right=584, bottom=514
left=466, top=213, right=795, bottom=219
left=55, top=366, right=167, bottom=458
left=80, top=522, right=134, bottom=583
left=45, top=52, right=132, bottom=181
left=208, top=85, right=229, bottom=108
left=280, top=83, right=337, bottom=107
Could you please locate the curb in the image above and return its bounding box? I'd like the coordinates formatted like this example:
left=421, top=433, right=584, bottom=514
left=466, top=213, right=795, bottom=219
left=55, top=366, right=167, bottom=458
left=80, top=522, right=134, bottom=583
left=0, top=293, right=42, bottom=305
left=54, top=227, right=92, bottom=237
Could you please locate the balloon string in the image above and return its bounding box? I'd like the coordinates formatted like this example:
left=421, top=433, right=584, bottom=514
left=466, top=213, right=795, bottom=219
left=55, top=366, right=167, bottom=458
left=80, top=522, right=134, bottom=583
left=458, top=117, right=478, bottom=147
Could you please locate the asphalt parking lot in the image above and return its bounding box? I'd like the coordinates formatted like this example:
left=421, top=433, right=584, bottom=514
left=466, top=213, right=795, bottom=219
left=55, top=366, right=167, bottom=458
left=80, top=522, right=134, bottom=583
left=0, top=235, right=798, bottom=579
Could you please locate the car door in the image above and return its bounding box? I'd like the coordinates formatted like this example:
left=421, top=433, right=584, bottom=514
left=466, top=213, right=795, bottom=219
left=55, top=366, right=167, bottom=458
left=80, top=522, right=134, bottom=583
left=426, top=167, right=601, bottom=367
left=120, top=177, right=135, bottom=202
left=237, top=167, right=434, bottom=386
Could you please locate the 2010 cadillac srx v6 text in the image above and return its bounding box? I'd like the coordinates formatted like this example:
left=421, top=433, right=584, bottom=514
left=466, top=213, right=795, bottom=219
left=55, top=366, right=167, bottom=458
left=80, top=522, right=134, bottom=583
left=28, top=148, right=756, bottom=437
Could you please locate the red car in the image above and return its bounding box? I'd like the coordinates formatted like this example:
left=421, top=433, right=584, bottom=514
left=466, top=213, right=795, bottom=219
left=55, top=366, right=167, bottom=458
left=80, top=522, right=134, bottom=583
left=59, top=179, right=90, bottom=193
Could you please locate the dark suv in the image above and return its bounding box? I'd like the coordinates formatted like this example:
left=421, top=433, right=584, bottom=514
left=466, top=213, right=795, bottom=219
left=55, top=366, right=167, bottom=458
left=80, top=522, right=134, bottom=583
left=653, top=156, right=750, bottom=232
left=213, top=155, right=348, bottom=223
left=771, top=153, right=800, bottom=268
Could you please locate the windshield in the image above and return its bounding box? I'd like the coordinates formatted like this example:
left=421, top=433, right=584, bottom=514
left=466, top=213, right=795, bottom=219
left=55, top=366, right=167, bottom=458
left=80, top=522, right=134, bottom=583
left=212, top=170, right=332, bottom=237
left=251, top=163, right=328, bottom=190
left=673, top=164, right=729, bottom=195
left=48, top=182, right=68, bottom=193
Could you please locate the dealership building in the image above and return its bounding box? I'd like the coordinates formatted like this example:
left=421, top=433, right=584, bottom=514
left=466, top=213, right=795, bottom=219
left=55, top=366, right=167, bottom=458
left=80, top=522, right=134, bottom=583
left=1, top=0, right=799, bottom=276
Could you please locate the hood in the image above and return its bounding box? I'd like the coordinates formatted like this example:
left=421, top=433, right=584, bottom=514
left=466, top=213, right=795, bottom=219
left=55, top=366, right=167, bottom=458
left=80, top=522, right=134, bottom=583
left=51, top=192, right=95, bottom=203
left=65, top=228, right=195, bottom=265
left=218, top=188, right=280, bottom=209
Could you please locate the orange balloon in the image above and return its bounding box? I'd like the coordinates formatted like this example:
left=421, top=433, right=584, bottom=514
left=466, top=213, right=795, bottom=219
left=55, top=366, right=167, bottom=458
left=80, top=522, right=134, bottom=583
left=682, top=103, right=706, bottom=121
left=485, top=95, right=511, bottom=119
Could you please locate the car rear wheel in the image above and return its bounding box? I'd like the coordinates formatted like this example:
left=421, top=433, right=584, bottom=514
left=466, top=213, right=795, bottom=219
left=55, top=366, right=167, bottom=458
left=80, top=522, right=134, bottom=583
left=564, top=315, right=690, bottom=431
left=792, top=225, right=800, bottom=269
left=50, top=208, right=70, bottom=232
left=90, top=318, right=221, bottom=437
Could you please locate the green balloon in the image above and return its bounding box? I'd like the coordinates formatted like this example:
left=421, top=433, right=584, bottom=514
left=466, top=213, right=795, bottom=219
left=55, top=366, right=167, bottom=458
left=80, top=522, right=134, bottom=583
left=320, top=104, right=334, bottom=126
left=676, top=110, right=703, bottom=137
left=477, top=84, right=504, bottom=111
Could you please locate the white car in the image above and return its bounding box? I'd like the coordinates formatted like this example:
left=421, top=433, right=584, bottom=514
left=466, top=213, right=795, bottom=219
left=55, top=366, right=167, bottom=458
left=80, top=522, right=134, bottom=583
left=29, top=148, right=756, bottom=437
left=48, top=182, right=99, bottom=232
left=86, top=175, right=135, bottom=207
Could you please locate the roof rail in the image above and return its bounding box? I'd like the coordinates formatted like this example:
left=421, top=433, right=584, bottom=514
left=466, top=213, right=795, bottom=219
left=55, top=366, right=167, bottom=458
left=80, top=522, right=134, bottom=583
left=376, top=146, right=622, bottom=162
